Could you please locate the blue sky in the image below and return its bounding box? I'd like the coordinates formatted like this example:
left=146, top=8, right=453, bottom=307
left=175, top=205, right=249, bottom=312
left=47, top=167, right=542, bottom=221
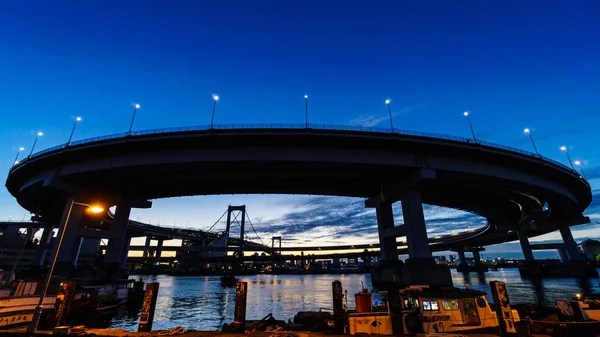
left=1, top=1, right=599, bottom=256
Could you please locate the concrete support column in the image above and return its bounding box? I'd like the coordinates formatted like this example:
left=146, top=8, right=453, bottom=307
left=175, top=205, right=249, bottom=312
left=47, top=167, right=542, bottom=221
left=154, top=239, right=164, bottom=264
left=559, top=225, right=582, bottom=262
left=472, top=250, right=481, bottom=263
left=557, top=248, right=569, bottom=263
left=121, top=236, right=131, bottom=268
left=104, top=203, right=132, bottom=264
left=457, top=251, right=467, bottom=265
left=400, top=188, right=451, bottom=287
left=517, top=227, right=534, bottom=262
left=143, top=236, right=152, bottom=258
left=25, top=226, right=36, bottom=242
left=34, top=225, right=54, bottom=266
left=375, top=202, right=398, bottom=260
left=401, top=189, right=432, bottom=260
left=56, top=197, right=85, bottom=266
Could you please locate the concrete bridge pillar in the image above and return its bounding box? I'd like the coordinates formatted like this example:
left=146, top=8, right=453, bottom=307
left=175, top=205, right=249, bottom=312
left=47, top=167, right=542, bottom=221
left=559, top=225, right=582, bottom=262
left=457, top=250, right=467, bottom=266
left=56, top=197, right=86, bottom=267
left=34, top=224, right=55, bottom=266
left=375, top=202, right=398, bottom=260
left=154, top=239, right=164, bottom=264
left=401, top=189, right=432, bottom=260
left=143, top=236, right=152, bottom=259
left=557, top=248, right=569, bottom=263
left=517, top=227, right=534, bottom=262
left=472, top=250, right=481, bottom=263
left=400, top=189, right=451, bottom=287
left=104, top=203, right=132, bottom=265
left=25, top=226, right=37, bottom=242
left=121, top=236, right=131, bottom=268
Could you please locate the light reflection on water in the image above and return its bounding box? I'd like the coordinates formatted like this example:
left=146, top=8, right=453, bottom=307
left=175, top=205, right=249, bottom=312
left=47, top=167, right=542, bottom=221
left=98, top=269, right=600, bottom=332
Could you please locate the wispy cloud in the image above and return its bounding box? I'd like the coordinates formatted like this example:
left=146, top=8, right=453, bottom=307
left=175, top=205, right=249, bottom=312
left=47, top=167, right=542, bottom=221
left=349, top=103, right=430, bottom=127
left=236, top=188, right=599, bottom=249
left=242, top=196, right=483, bottom=245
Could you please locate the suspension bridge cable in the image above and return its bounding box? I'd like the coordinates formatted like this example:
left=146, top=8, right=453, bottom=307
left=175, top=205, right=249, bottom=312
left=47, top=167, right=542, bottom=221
left=244, top=211, right=267, bottom=246
left=205, top=209, right=229, bottom=233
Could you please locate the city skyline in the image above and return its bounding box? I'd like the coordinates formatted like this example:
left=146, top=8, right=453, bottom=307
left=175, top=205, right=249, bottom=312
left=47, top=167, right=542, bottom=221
left=1, top=1, right=598, bottom=256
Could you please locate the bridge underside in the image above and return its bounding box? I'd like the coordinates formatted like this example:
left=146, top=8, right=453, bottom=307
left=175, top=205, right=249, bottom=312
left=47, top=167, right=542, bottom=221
left=4, top=129, right=592, bottom=283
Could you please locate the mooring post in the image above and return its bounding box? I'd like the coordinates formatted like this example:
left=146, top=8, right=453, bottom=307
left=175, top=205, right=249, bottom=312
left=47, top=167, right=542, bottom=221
left=234, top=281, right=248, bottom=332
left=332, top=280, right=344, bottom=334
left=138, top=282, right=160, bottom=332
left=387, top=285, right=404, bottom=336
left=489, top=281, right=516, bottom=336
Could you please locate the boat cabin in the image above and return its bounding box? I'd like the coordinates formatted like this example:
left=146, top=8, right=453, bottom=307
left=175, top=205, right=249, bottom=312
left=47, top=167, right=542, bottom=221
left=557, top=294, right=600, bottom=321
left=400, top=286, right=500, bottom=335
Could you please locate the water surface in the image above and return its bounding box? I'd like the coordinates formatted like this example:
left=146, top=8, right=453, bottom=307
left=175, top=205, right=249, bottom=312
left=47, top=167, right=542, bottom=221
left=90, top=269, right=600, bottom=331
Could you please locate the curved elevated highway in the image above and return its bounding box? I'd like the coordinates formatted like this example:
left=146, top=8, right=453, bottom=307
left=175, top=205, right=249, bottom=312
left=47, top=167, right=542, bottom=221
left=4, top=124, right=592, bottom=281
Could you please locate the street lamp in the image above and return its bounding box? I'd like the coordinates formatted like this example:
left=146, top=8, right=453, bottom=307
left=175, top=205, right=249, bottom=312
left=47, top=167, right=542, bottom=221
left=574, top=160, right=587, bottom=180
left=13, top=147, right=24, bottom=166
left=28, top=132, right=43, bottom=158
left=560, top=146, right=575, bottom=170
left=210, top=94, right=219, bottom=129
left=128, top=104, right=141, bottom=136
left=524, top=128, right=539, bottom=156
left=463, top=112, right=476, bottom=142
left=67, top=117, right=82, bottom=146
left=385, top=99, right=394, bottom=132
left=304, top=95, right=309, bottom=128
left=28, top=200, right=104, bottom=333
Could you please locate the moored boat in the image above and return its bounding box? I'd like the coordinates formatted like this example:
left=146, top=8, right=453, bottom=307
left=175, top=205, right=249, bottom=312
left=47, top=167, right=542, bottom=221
left=399, top=285, right=506, bottom=334
left=0, top=281, right=56, bottom=329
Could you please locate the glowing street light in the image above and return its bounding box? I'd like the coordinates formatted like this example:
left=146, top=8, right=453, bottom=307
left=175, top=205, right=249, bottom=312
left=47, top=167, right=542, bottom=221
left=560, top=146, right=575, bottom=170
left=67, top=116, right=82, bottom=146
left=28, top=200, right=104, bottom=333
left=523, top=128, right=539, bottom=156
left=574, top=160, right=587, bottom=180
left=304, top=95, right=309, bottom=128
left=210, top=94, right=219, bottom=129
left=385, top=99, right=394, bottom=132
left=128, top=104, right=141, bottom=136
left=463, top=112, right=476, bottom=142
left=13, top=147, right=24, bottom=166
left=28, top=132, right=43, bottom=158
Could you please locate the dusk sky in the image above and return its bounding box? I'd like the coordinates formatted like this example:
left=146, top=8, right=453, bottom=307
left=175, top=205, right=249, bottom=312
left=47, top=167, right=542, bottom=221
left=1, top=1, right=599, bottom=256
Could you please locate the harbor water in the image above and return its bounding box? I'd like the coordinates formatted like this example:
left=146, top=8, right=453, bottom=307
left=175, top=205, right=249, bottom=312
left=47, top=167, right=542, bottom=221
left=87, top=269, right=600, bottom=331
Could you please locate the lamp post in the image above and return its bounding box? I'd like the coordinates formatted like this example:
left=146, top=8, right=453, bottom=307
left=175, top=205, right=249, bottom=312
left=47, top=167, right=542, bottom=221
left=524, top=128, right=539, bottom=156
left=210, top=94, right=219, bottom=129
left=67, top=117, right=82, bottom=146
left=28, top=200, right=104, bottom=333
left=463, top=112, right=476, bottom=142
left=304, top=95, right=309, bottom=128
left=128, top=104, right=140, bottom=136
left=560, top=146, right=575, bottom=170
left=13, top=147, right=24, bottom=166
left=385, top=99, right=393, bottom=132
left=574, top=160, right=587, bottom=180
left=28, top=132, right=43, bottom=158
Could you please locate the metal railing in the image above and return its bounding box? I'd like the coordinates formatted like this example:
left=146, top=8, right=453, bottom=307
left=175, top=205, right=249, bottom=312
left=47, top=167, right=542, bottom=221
left=10, top=123, right=587, bottom=186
